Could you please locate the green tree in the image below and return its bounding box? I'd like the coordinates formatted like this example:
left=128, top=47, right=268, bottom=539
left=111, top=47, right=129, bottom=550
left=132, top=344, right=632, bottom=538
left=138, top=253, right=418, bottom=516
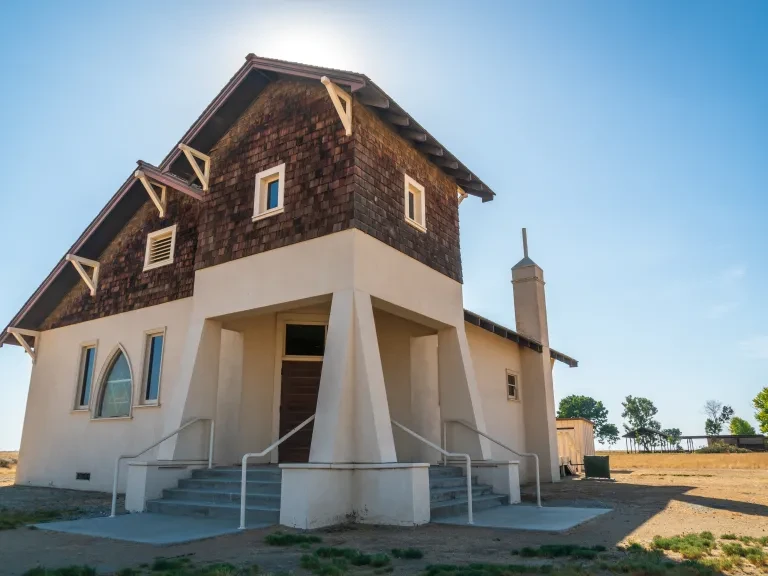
left=621, top=395, right=661, bottom=451
left=661, top=428, right=682, bottom=450
left=729, top=417, right=756, bottom=435
left=753, top=387, right=768, bottom=434
left=557, top=395, right=619, bottom=445
left=703, top=400, right=734, bottom=435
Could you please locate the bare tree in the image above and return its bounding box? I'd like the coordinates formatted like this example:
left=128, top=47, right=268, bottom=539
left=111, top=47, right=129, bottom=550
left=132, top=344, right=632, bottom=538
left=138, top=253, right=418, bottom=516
left=704, top=400, right=722, bottom=421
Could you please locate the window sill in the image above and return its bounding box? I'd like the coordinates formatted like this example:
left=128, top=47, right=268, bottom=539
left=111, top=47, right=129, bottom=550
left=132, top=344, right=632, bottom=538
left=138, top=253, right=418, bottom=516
left=71, top=408, right=90, bottom=414
left=133, top=403, right=161, bottom=409
left=143, top=259, right=174, bottom=272
left=405, top=217, right=427, bottom=233
left=90, top=416, right=133, bottom=422
left=507, top=397, right=521, bottom=403
left=252, top=206, right=284, bottom=222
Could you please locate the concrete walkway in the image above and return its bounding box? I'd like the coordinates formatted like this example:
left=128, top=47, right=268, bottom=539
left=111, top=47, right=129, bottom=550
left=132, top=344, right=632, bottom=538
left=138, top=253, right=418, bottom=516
left=433, top=505, right=611, bottom=531
left=35, top=514, right=267, bottom=545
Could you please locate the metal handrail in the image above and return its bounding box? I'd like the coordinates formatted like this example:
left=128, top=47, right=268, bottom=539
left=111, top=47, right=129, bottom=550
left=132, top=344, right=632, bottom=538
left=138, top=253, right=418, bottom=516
left=239, top=413, right=316, bottom=530
left=391, top=419, right=473, bottom=524
left=444, top=418, right=541, bottom=507
left=110, top=417, right=214, bottom=517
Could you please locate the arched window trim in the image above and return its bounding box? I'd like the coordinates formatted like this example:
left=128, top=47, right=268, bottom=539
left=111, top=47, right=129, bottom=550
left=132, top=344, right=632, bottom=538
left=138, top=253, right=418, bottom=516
left=92, top=343, right=134, bottom=420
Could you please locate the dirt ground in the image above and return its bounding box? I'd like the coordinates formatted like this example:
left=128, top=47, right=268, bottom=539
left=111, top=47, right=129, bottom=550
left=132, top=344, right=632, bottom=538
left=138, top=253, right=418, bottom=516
left=1, top=457, right=767, bottom=575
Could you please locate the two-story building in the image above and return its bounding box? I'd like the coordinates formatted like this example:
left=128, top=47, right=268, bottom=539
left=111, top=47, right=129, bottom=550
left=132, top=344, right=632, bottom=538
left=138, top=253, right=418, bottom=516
left=1, top=55, right=576, bottom=529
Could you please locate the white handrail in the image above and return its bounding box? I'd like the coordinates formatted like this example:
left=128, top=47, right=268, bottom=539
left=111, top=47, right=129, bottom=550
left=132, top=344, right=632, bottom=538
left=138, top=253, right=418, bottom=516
left=391, top=419, right=473, bottom=525
left=444, top=419, right=541, bottom=507
left=110, top=417, right=214, bottom=517
left=239, top=413, right=316, bottom=530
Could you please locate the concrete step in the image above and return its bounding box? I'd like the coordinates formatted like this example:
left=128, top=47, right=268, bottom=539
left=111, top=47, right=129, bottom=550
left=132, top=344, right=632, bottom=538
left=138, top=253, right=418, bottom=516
left=430, top=493, right=509, bottom=519
left=429, top=475, right=478, bottom=489
left=191, top=468, right=281, bottom=481
left=163, top=488, right=280, bottom=507
left=430, top=484, right=493, bottom=502
left=179, top=478, right=282, bottom=494
left=146, top=498, right=279, bottom=524
left=428, top=466, right=465, bottom=478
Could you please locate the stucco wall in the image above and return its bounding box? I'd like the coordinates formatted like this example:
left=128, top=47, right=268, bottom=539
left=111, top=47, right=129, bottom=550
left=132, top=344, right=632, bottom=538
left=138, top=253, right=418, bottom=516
left=465, top=323, right=530, bottom=479
left=16, top=298, right=193, bottom=492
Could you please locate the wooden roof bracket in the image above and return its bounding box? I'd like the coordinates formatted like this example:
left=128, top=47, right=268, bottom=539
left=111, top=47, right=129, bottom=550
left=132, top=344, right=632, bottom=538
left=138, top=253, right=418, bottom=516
left=65, top=254, right=100, bottom=296
left=135, top=170, right=167, bottom=217
left=321, top=76, right=352, bottom=136
left=178, top=144, right=211, bottom=192
left=6, top=327, right=40, bottom=363
left=457, top=187, right=469, bottom=205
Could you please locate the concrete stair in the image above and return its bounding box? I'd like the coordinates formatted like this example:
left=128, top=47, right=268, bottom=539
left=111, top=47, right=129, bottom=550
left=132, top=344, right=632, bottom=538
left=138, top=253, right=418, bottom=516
left=429, top=465, right=507, bottom=519
left=146, top=466, right=280, bottom=525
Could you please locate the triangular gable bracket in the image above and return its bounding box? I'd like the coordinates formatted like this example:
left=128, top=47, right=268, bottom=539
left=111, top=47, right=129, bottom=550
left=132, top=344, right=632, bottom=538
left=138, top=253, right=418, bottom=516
left=321, top=76, right=353, bottom=136
left=135, top=170, right=167, bottom=217
left=65, top=254, right=100, bottom=296
left=6, top=327, right=40, bottom=363
left=457, top=187, right=469, bottom=205
left=178, top=144, right=211, bottom=192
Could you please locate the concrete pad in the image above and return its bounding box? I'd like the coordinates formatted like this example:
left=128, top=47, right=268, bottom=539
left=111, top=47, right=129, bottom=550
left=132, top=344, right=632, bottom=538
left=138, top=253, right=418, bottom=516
left=35, top=513, right=269, bottom=545
left=433, top=505, right=611, bottom=532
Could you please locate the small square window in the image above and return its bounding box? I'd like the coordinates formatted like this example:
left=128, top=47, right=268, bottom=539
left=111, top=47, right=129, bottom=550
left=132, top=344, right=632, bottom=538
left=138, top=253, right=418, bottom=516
left=75, top=344, right=97, bottom=409
left=284, top=324, right=326, bottom=357
left=404, top=174, right=426, bottom=232
left=253, top=163, right=286, bottom=221
left=144, top=225, right=177, bottom=271
left=506, top=370, right=519, bottom=401
left=141, top=330, right=165, bottom=404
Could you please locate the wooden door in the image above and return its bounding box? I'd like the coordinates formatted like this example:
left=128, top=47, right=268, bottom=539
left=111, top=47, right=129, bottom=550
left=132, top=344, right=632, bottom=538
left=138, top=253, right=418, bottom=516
left=278, top=360, right=322, bottom=463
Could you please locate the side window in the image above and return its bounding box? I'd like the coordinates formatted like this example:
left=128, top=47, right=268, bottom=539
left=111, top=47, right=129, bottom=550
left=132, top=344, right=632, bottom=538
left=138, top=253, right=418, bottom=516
left=75, top=344, right=97, bottom=410
left=506, top=370, right=520, bottom=401
left=404, top=174, right=426, bottom=232
left=253, top=163, right=286, bottom=221
left=141, top=330, right=165, bottom=404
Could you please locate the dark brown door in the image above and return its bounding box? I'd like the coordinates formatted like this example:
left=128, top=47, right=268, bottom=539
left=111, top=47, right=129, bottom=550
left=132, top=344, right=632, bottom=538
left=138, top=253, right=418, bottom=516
left=278, top=360, right=322, bottom=463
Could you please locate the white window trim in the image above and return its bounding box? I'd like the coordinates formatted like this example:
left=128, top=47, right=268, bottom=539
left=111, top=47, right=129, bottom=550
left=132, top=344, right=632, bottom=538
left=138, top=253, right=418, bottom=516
left=404, top=174, right=427, bottom=232
left=137, top=327, right=166, bottom=407
left=92, top=343, right=134, bottom=420
left=73, top=340, right=98, bottom=411
left=143, top=224, right=177, bottom=272
left=252, top=163, right=286, bottom=222
left=506, top=369, right=520, bottom=402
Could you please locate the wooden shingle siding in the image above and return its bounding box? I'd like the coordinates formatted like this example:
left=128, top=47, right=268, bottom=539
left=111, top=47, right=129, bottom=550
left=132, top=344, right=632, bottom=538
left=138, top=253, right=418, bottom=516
left=194, top=80, right=355, bottom=270
left=352, top=103, right=462, bottom=283
left=40, top=195, right=198, bottom=331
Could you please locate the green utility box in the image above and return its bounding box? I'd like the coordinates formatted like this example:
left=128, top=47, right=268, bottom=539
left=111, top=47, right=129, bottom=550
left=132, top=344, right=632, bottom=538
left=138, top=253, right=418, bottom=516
left=584, top=455, right=611, bottom=479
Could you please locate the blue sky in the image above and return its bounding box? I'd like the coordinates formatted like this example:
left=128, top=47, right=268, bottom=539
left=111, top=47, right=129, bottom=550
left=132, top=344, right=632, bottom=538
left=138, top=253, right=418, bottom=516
left=1, top=1, right=766, bottom=449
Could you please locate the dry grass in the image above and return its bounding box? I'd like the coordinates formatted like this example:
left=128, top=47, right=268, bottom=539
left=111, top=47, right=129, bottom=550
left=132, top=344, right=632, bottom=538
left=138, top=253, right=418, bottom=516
left=597, top=451, right=768, bottom=470
left=0, top=451, right=19, bottom=487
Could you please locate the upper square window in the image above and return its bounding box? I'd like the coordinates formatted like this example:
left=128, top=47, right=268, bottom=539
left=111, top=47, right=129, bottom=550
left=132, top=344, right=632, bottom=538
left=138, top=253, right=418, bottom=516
left=253, top=163, right=286, bottom=222
left=404, top=174, right=426, bottom=232
left=144, top=225, right=177, bottom=271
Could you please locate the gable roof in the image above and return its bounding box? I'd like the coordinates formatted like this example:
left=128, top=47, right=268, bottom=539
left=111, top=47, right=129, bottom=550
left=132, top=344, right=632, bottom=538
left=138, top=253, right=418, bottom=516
left=1, top=55, right=497, bottom=346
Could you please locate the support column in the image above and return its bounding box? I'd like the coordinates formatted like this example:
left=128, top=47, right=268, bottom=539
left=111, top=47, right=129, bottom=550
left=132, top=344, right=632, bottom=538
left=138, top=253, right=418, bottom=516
left=437, top=325, right=492, bottom=460
left=157, top=317, right=222, bottom=461
left=310, top=289, right=396, bottom=463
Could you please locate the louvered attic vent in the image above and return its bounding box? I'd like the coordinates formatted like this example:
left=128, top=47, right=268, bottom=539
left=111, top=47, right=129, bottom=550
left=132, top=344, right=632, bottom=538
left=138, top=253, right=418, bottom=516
left=143, top=224, right=177, bottom=271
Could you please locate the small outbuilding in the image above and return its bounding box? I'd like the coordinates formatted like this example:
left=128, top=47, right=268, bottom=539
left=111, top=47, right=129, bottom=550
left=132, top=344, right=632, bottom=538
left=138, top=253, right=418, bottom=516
left=556, top=417, right=596, bottom=472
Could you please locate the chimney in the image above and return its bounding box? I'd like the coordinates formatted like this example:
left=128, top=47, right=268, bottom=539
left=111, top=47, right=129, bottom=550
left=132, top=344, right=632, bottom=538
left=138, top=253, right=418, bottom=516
left=512, top=228, right=560, bottom=482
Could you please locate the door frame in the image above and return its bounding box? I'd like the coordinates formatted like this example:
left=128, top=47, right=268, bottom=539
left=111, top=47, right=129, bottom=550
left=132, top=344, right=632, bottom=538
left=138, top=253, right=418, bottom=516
left=270, top=313, right=329, bottom=463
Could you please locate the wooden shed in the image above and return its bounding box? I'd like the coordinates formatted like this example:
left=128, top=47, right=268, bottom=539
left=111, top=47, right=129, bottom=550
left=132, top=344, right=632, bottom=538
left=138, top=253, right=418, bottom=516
left=556, top=417, right=596, bottom=471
